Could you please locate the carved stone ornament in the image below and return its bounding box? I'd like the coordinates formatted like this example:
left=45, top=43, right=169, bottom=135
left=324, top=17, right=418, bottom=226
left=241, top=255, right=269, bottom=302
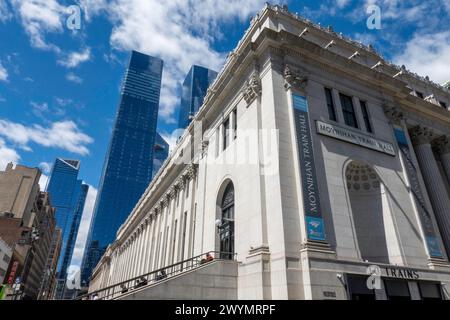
left=201, top=140, right=209, bottom=157
left=383, top=105, right=404, bottom=123
left=243, top=73, right=261, bottom=104
left=176, top=176, right=186, bottom=190
left=185, top=164, right=198, bottom=179
left=409, top=125, right=435, bottom=146
left=167, top=186, right=176, bottom=199
left=284, top=64, right=308, bottom=90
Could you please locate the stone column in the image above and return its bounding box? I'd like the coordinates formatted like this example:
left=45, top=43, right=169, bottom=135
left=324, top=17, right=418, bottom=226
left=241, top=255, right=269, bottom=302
left=135, top=227, right=144, bottom=276
left=118, top=246, right=125, bottom=283
left=123, top=244, right=130, bottom=282
left=410, top=126, right=450, bottom=258
left=141, top=220, right=150, bottom=275
left=434, top=135, right=450, bottom=187
left=142, top=218, right=151, bottom=273
left=122, top=244, right=129, bottom=281
left=130, top=234, right=138, bottom=278
left=128, top=241, right=135, bottom=279
left=111, top=253, right=118, bottom=285
left=140, top=226, right=147, bottom=274
left=147, top=213, right=157, bottom=273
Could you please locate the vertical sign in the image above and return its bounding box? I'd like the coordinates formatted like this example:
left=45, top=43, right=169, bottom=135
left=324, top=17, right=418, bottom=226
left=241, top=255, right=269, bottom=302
left=292, top=93, right=326, bottom=241
left=7, top=261, right=19, bottom=285
left=394, top=128, right=443, bottom=258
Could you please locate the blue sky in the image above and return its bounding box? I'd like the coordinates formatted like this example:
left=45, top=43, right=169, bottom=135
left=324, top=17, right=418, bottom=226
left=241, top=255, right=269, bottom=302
left=1, top=0, right=449, bottom=267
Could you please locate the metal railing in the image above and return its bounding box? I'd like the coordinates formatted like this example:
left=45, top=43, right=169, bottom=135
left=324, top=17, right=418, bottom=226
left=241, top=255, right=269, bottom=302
left=75, top=251, right=236, bottom=301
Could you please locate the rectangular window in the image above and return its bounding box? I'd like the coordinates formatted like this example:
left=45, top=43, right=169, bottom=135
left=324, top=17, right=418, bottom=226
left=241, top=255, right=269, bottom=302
left=439, top=101, right=447, bottom=109
left=223, top=117, right=230, bottom=150
left=416, top=91, right=424, bottom=99
left=339, top=93, right=358, bottom=128
left=360, top=100, right=373, bottom=133
left=233, top=109, right=237, bottom=140
left=324, top=88, right=337, bottom=121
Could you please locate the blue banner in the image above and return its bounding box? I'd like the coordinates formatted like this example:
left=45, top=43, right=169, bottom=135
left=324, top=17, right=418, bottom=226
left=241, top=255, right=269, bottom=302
left=292, top=94, right=326, bottom=242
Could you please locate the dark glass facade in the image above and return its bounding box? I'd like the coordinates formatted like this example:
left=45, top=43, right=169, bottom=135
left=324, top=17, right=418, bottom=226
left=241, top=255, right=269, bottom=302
left=178, top=65, right=218, bottom=129
left=152, top=133, right=169, bottom=178
left=81, top=51, right=165, bottom=285
left=46, top=158, right=88, bottom=299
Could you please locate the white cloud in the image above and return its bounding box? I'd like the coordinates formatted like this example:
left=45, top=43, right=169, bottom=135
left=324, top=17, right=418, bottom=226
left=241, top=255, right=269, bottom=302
left=0, top=138, right=20, bottom=170
left=161, top=129, right=185, bottom=153
left=30, top=101, right=49, bottom=118
left=336, top=0, right=351, bottom=8
left=10, top=0, right=64, bottom=52
left=393, top=31, right=450, bottom=85
left=38, top=161, right=52, bottom=174
left=55, top=97, right=73, bottom=106
left=65, top=72, right=83, bottom=84
left=0, top=119, right=94, bottom=155
left=0, top=61, right=8, bottom=81
left=58, top=47, right=91, bottom=68
left=0, top=0, right=12, bottom=22
left=80, top=0, right=266, bottom=124
left=70, top=185, right=97, bottom=267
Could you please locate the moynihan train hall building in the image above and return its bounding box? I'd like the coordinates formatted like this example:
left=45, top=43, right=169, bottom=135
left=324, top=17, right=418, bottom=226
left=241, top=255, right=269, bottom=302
left=85, top=4, right=450, bottom=300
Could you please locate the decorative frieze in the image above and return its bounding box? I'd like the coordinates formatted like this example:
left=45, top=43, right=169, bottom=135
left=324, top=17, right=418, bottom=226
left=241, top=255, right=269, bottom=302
left=283, top=64, right=308, bottom=90
left=243, top=73, right=262, bottom=104
left=409, top=126, right=435, bottom=146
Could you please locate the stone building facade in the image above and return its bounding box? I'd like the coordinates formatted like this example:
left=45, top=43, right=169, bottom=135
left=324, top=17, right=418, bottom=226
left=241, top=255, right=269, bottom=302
left=88, top=5, right=450, bottom=300
left=0, top=164, right=59, bottom=299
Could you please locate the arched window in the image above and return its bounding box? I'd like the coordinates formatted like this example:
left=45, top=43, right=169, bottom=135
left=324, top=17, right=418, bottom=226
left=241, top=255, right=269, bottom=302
left=218, top=183, right=235, bottom=259
left=346, top=161, right=392, bottom=264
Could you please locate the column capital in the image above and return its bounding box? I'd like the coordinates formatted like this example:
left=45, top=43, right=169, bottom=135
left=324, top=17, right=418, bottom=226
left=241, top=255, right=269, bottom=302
left=283, top=64, right=308, bottom=91
left=243, top=73, right=261, bottom=105
left=382, top=105, right=404, bottom=124
left=433, top=135, right=450, bottom=155
left=176, top=175, right=186, bottom=190
left=409, top=125, right=435, bottom=146
left=185, top=163, right=198, bottom=180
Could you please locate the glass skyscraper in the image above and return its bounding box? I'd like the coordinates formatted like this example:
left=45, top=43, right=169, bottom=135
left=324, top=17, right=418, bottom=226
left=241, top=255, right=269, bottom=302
left=45, top=158, right=88, bottom=299
left=152, top=133, right=169, bottom=178
left=178, top=65, right=218, bottom=129
left=81, top=51, right=166, bottom=285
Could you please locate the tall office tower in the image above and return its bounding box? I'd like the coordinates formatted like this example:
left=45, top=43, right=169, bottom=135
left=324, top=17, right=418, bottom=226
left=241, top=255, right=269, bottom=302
left=46, top=158, right=88, bottom=299
left=152, top=133, right=169, bottom=178
left=178, top=65, right=218, bottom=130
left=81, top=51, right=164, bottom=285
